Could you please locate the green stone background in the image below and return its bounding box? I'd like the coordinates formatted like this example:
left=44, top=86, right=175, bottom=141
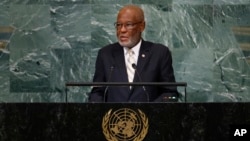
left=0, top=0, right=249, bottom=102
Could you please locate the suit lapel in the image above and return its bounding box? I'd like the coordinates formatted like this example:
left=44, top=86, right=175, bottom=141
left=112, top=44, right=129, bottom=82
left=136, top=40, right=152, bottom=75
left=112, top=44, right=131, bottom=94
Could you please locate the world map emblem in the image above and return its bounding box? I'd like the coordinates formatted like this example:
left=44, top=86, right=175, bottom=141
left=102, top=108, right=148, bottom=141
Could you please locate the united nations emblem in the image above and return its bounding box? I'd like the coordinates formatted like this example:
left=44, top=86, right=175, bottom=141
left=102, top=108, right=148, bottom=141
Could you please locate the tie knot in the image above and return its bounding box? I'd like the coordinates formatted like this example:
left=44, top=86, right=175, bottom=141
left=128, top=49, right=134, bottom=56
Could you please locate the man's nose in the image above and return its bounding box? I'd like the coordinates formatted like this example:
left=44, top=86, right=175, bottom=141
left=120, top=25, right=128, bottom=32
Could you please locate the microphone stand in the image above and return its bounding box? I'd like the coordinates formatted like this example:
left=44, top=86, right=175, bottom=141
left=132, top=63, right=149, bottom=102
left=103, top=66, right=115, bottom=102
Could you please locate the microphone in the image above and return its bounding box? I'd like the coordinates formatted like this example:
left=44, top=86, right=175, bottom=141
left=132, top=63, right=149, bottom=102
left=103, top=65, right=115, bottom=102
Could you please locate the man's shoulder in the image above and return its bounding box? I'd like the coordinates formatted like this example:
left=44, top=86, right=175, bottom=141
left=100, top=42, right=120, bottom=51
left=143, top=40, right=169, bottom=50
left=103, top=42, right=120, bottom=48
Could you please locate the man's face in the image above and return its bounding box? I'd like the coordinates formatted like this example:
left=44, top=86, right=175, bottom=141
left=116, top=9, right=145, bottom=48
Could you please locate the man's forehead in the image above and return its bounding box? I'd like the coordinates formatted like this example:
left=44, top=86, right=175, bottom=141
left=117, top=10, right=140, bottom=21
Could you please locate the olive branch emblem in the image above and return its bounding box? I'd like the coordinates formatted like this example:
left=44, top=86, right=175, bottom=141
left=102, top=109, right=118, bottom=141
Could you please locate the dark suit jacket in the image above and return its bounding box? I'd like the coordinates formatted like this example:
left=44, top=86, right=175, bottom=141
left=89, top=40, right=178, bottom=102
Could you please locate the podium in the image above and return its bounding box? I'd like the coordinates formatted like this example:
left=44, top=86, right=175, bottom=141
left=65, top=82, right=187, bottom=103
left=1, top=103, right=250, bottom=140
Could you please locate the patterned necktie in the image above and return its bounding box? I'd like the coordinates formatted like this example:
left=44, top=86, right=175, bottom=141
left=126, top=49, right=135, bottom=83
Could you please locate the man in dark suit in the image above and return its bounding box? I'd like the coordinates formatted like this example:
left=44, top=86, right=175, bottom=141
left=89, top=5, right=178, bottom=102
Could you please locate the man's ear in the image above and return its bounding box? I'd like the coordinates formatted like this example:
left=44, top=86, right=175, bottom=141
left=140, top=21, right=146, bottom=32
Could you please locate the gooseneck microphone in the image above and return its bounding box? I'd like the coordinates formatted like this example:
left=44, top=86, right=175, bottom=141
left=103, top=65, right=115, bottom=102
left=132, top=63, right=149, bottom=102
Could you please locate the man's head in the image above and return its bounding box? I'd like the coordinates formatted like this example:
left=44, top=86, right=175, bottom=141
left=115, top=5, right=145, bottom=48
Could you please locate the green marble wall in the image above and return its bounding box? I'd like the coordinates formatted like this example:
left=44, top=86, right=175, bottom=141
left=0, top=0, right=250, bottom=102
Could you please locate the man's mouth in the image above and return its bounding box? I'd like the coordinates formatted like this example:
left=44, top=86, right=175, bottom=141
left=119, top=36, right=128, bottom=41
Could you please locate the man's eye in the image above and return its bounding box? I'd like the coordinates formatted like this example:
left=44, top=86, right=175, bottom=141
left=126, top=23, right=133, bottom=26
left=116, top=23, right=122, bottom=27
